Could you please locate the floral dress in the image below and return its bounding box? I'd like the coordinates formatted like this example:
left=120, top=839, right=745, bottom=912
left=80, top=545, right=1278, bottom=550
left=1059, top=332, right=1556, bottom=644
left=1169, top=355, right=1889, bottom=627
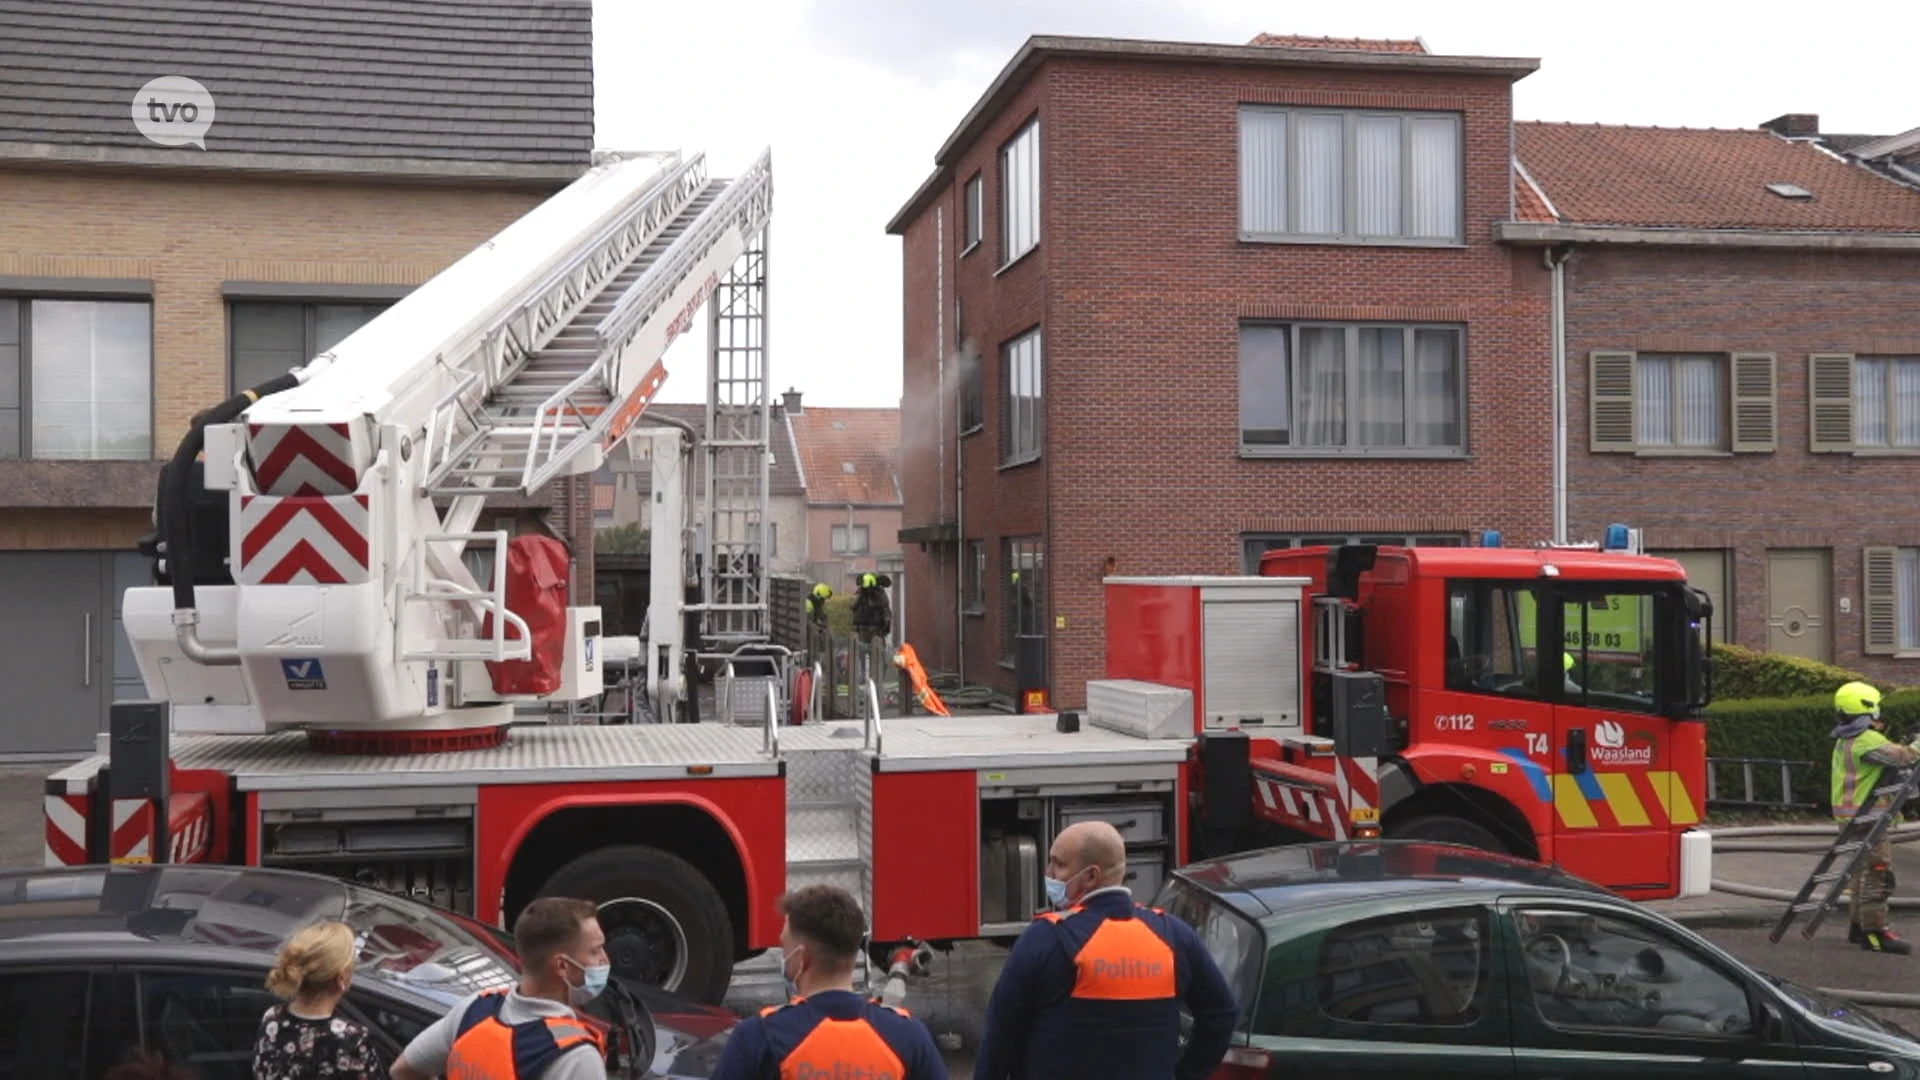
left=251, top=1002, right=385, bottom=1080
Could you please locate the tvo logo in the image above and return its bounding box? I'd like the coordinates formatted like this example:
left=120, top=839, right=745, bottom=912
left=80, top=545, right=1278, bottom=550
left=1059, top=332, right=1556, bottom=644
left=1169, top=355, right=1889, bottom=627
left=131, top=76, right=216, bottom=149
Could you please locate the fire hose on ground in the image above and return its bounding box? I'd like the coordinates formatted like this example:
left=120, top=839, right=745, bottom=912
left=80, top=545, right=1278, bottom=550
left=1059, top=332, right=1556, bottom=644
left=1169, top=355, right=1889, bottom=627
left=1704, top=821, right=1920, bottom=1011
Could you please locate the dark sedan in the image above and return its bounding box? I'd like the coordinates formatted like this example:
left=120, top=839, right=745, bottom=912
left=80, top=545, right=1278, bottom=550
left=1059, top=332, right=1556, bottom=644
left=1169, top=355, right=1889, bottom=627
left=1155, top=840, right=1920, bottom=1079
left=0, top=863, right=738, bottom=1079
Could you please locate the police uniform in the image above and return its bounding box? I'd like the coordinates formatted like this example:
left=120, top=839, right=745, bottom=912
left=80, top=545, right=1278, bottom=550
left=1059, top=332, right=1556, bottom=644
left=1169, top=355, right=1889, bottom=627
left=1831, top=681, right=1918, bottom=954
left=974, top=886, right=1239, bottom=1080
left=710, top=988, right=948, bottom=1080
left=442, top=988, right=608, bottom=1079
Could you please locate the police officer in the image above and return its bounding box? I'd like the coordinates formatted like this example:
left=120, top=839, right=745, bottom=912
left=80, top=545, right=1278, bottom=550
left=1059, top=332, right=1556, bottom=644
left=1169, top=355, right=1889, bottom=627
left=1832, top=680, right=1920, bottom=955
left=392, top=896, right=610, bottom=1079
left=712, top=884, right=947, bottom=1079
left=975, top=821, right=1239, bottom=1080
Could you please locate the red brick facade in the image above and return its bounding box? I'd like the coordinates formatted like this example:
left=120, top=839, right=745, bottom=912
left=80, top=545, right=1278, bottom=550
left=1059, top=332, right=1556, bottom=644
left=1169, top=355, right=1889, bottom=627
left=893, top=40, right=1554, bottom=706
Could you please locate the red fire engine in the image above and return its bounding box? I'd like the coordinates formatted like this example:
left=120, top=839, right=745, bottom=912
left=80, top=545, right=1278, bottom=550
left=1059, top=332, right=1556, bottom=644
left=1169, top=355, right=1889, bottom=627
left=40, top=146, right=1715, bottom=1007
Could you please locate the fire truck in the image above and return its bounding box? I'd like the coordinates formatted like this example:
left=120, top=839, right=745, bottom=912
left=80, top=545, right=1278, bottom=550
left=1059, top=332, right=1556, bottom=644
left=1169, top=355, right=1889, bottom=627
left=40, top=144, right=1716, bottom=1008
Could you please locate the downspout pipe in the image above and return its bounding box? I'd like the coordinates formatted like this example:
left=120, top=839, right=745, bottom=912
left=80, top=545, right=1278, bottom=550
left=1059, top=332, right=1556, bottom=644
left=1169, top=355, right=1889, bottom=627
left=1543, top=244, right=1573, bottom=545
left=168, top=373, right=303, bottom=665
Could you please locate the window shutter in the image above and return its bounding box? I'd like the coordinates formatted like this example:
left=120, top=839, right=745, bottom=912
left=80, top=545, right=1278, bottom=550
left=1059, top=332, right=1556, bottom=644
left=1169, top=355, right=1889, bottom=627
left=1730, top=352, right=1777, bottom=452
left=1809, top=353, right=1856, bottom=452
left=1864, top=546, right=1900, bottom=655
left=1589, top=351, right=1636, bottom=451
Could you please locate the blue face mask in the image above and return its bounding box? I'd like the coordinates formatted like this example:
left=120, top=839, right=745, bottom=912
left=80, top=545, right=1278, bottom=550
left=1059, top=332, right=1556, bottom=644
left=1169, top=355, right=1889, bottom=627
left=1045, top=873, right=1071, bottom=909
left=564, top=955, right=610, bottom=1006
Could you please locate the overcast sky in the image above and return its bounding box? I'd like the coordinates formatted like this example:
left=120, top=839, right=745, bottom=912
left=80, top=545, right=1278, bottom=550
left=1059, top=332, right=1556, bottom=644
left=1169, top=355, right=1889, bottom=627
left=592, top=0, right=1920, bottom=410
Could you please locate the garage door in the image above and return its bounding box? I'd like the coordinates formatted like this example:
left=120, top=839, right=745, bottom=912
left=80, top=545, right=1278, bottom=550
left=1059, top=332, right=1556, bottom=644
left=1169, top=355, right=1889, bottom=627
left=0, top=551, right=149, bottom=758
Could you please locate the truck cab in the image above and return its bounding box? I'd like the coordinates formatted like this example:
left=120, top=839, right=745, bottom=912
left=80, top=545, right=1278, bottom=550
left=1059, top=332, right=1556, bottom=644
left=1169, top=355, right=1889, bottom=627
left=1262, top=543, right=1714, bottom=899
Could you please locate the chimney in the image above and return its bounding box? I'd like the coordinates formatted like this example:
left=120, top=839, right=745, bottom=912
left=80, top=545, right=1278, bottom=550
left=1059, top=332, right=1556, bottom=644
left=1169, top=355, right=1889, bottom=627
left=1762, top=113, right=1820, bottom=138
left=781, top=387, right=803, bottom=415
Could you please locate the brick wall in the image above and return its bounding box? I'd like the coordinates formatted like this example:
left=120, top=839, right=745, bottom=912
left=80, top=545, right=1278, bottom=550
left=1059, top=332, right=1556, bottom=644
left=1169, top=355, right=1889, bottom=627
left=1563, top=244, right=1920, bottom=681
left=899, top=56, right=1552, bottom=705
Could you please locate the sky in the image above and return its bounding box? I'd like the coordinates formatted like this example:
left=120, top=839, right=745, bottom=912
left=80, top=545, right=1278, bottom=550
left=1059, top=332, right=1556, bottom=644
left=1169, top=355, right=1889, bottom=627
left=592, top=0, right=1920, bottom=410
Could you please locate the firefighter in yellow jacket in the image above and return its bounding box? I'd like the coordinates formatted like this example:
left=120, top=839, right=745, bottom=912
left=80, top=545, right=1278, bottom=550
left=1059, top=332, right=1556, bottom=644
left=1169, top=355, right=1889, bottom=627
left=1832, top=681, right=1920, bottom=955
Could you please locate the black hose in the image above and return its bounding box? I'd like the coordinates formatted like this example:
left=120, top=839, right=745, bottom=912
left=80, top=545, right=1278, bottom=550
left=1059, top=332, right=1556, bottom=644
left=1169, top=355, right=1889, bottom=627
left=163, top=374, right=301, bottom=611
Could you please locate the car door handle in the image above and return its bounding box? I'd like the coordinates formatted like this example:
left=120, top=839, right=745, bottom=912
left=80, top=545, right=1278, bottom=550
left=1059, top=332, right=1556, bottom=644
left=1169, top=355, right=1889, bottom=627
left=1566, top=727, right=1587, bottom=774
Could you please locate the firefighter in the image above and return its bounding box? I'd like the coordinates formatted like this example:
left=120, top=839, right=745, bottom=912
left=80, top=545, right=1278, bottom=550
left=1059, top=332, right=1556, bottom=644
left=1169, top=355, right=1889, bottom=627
left=391, top=897, right=609, bottom=1079
left=1832, top=680, right=1920, bottom=954
left=805, top=582, right=833, bottom=627
left=974, top=821, right=1239, bottom=1080
left=711, top=884, right=947, bottom=1080
left=851, top=572, right=893, bottom=643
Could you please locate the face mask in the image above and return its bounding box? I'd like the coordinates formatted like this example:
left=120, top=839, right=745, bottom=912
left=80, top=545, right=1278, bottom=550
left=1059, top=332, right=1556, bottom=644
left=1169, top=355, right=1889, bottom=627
left=564, top=955, right=610, bottom=1006
left=780, top=946, right=804, bottom=1000
left=1044, top=874, right=1069, bottom=909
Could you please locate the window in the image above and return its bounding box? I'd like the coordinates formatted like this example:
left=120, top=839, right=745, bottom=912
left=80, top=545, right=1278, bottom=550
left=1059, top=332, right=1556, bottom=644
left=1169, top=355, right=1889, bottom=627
left=1000, top=118, right=1040, bottom=264
left=1590, top=350, right=1775, bottom=454
left=139, top=969, right=283, bottom=1080
left=767, top=521, right=778, bottom=558
left=1648, top=549, right=1731, bottom=644
left=1864, top=546, right=1920, bottom=654
left=963, top=173, right=984, bottom=253
left=1157, top=876, right=1264, bottom=1035
left=0, top=297, right=152, bottom=460
left=1513, top=907, right=1753, bottom=1037
left=1447, top=580, right=1542, bottom=699
left=832, top=524, right=870, bottom=555
left=230, top=300, right=390, bottom=393
left=0, top=970, right=92, bottom=1079
left=1556, top=588, right=1660, bottom=713
left=1002, top=329, right=1043, bottom=465
left=959, top=346, right=984, bottom=434
left=965, top=539, right=986, bottom=613
left=1242, top=532, right=1464, bottom=574
left=1004, top=536, right=1045, bottom=661
left=1240, top=322, right=1464, bottom=455
left=1238, top=107, right=1463, bottom=244
left=1809, top=352, right=1920, bottom=453
left=1316, top=907, right=1489, bottom=1027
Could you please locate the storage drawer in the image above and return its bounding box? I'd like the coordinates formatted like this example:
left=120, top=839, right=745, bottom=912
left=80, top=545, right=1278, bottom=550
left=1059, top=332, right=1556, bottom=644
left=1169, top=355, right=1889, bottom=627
left=1058, top=801, right=1165, bottom=845
left=1122, top=848, right=1166, bottom=905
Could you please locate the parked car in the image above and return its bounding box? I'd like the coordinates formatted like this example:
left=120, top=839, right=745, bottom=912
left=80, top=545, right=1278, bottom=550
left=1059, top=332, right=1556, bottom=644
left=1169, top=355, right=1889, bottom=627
left=0, top=863, right=738, bottom=1079
left=1153, top=840, right=1920, bottom=1079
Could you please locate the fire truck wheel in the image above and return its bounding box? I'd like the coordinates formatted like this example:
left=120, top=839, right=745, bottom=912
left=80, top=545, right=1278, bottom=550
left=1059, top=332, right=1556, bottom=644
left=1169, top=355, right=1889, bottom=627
left=1386, top=814, right=1511, bottom=857
left=538, top=845, right=734, bottom=1006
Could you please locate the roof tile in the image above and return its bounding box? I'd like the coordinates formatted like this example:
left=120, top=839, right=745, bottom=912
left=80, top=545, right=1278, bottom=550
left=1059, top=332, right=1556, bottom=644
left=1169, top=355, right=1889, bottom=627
left=1515, top=122, right=1920, bottom=233
left=788, top=408, right=902, bottom=507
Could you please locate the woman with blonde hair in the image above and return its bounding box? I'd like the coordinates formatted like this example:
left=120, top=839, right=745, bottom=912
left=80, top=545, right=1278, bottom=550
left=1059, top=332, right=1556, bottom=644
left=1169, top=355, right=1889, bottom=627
left=252, top=920, right=383, bottom=1079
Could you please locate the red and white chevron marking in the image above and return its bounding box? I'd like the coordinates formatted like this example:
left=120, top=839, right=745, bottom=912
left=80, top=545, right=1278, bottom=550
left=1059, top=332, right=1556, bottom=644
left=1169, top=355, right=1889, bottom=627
left=1332, top=755, right=1381, bottom=816
left=247, top=423, right=360, bottom=497
left=239, top=494, right=371, bottom=585
left=169, top=807, right=210, bottom=864
left=43, top=794, right=88, bottom=867
left=111, top=798, right=154, bottom=864
left=1254, top=775, right=1347, bottom=841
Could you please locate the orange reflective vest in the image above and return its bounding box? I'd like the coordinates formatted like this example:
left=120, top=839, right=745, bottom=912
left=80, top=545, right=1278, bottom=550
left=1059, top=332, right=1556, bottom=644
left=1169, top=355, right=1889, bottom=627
left=445, top=990, right=607, bottom=1080
left=1039, top=902, right=1180, bottom=1001
left=757, top=994, right=917, bottom=1080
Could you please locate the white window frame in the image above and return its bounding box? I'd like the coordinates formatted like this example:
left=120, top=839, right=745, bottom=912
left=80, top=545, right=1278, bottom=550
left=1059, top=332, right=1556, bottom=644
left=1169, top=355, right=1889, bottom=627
left=1635, top=353, right=1728, bottom=451
left=1239, top=320, right=1467, bottom=457
left=999, top=118, right=1040, bottom=267
left=1852, top=354, right=1920, bottom=450
left=831, top=524, right=870, bottom=556
left=1002, top=328, right=1043, bottom=466
left=1237, top=106, right=1464, bottom=245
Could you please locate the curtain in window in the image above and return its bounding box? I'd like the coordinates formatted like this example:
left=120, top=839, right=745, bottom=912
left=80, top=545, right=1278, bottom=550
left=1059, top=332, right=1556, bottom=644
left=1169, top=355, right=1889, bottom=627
left=1409, top=117, right=1461, bottom=239
left=1239, top=325, right=1291, bottom=444
left=1894, top=359, right=1920, bottom=446
left=1238, top=109, right=1287, bottom=234
left=1673, top=356, right=1719, bottom=446
left=1412, top=329, right=1461, bottom=447
left=1296, top=114, right=1343, bottom=234
left=1858, top=358, right=1888, bottom=446
left=1355, top=116, right=1401, bottom=237
left=1297, top=327, right=1345, bottom=445
left=1639, top=356, right=1673, bottom=445
left=1356, top=328, right=1405, bottom=445
left=1900, top=549, right=1920, bottom=650
left=31, top=300, right=151, bottom=460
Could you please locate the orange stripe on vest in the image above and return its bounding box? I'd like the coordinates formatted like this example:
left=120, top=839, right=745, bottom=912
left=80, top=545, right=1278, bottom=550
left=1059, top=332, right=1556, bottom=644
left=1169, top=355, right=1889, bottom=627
left=1071, top=917, right=1177, bottom=1000
left=781, top=1017, right=906, bottom=1080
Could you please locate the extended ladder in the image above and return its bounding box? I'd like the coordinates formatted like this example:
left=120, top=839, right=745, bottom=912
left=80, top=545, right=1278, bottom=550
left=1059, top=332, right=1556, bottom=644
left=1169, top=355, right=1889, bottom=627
left=1770, top=763, right=1920, bottom=942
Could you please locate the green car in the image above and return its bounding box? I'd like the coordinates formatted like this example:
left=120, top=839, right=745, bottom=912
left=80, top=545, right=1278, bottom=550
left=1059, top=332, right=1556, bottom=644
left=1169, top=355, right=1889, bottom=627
left=1153, top=840, right=1920, bottom=1079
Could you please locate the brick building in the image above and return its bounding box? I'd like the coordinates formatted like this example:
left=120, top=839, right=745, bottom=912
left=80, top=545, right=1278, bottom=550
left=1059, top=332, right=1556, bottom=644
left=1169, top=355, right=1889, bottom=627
left=783, top=392, right=904, bottom=589
left=889, top=33, right=1555, bottom=706
left=1503, top=119, right=1920, bottom=680
left=0, top=0, right=593, bottom=756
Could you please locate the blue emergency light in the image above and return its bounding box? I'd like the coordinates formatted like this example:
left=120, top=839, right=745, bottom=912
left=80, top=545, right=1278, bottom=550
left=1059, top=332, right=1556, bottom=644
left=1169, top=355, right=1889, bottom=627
left=1603, top=524, right=1631, bottom=551
left=1479, top=530, right=1502, bottom=548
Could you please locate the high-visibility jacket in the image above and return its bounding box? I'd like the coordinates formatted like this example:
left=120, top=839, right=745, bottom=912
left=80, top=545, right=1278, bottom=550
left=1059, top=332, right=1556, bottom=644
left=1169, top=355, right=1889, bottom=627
left=709, top=988, right=947, bottom=1079
left=974, top=887, right=1240, bottom=1080
left=1835, top=726, right=1899, bottom=822
left=444, top=989, right=606, bottom=1080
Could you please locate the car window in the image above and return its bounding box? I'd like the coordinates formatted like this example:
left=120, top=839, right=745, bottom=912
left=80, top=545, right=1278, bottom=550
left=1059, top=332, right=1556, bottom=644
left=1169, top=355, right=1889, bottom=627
left=0, top=970, right=89, bottom=1080
left=1317, top=906, right=1490, bottom=1027
left=139, top=969, right=280, bottom=1080
left=1512, top=908, right=1754, bottom=1037
left=1157, top=876, right=1264, bottom=1031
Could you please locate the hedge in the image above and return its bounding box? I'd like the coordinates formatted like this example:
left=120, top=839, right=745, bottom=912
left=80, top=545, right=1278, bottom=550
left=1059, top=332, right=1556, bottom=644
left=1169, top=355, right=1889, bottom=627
left=1708, top=642, right=1882, bottom=701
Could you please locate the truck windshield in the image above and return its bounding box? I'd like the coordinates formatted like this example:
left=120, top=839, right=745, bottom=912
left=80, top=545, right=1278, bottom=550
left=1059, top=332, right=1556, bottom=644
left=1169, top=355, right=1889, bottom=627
left=1447, top=580, right=1689, bottom=717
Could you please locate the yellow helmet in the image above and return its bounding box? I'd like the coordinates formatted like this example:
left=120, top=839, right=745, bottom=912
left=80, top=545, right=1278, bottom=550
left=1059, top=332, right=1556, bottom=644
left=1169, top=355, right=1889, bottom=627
left=1835, top=680, right=1883, bottom=718
left=861, top=573, right=878, bottom=588
left=811, top=583, right=832, bottom=599
left=1563, top=652, right=1575, bottom=673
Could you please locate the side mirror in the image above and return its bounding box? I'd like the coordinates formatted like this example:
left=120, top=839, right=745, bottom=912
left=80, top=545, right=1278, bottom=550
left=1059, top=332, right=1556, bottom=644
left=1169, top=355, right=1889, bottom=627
left=1755, top=996, right=1789, bottom=1045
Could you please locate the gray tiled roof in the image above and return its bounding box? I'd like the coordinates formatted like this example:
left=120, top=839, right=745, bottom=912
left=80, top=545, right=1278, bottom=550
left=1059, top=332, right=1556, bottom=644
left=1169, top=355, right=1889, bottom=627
left=0, top=0, right=593, bottom=182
